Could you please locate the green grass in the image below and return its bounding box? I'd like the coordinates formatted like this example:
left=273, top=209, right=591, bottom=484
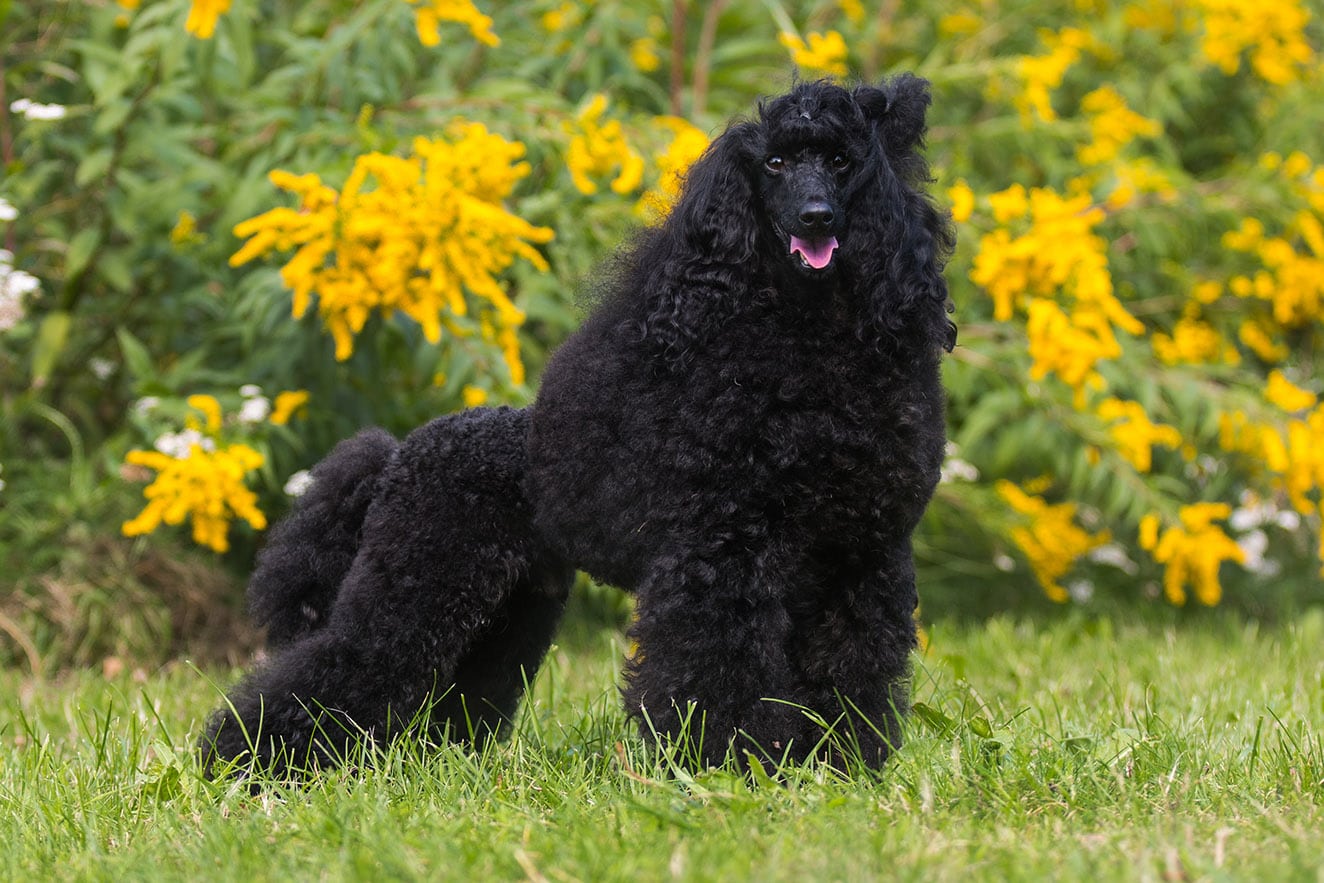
left=2, top=610, right=1322, bottom=881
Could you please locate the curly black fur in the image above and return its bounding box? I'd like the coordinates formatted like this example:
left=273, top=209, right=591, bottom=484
left=201, top=77, right=954, bottom=777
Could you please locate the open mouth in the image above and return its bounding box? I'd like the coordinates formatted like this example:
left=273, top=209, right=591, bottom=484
left=789, top=235, right=839, bottom=270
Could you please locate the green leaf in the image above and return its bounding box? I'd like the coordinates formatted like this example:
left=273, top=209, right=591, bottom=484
left=65, top=228, right=102, bottom=279
left=31, top=311, right=73, bottom=387
left=98, top=251, right=133, bottom=293
left=74, top=149, right=112, bottom=188
left=912, top=702, right=958, bottom=738
left=744, top=752, right=778, bottom=788
left=116, top=327, right=155, bottom=382
left=93, top=99, right=134, bottom=137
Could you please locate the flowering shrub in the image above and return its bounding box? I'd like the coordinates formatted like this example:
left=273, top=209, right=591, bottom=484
left=229, top=126, right=552, bottom=376
left=119, top=388, right=310, bottom=552
left=937, top=0, right=1323, bottom=605
left=1, top=0, right=1322, bottom=648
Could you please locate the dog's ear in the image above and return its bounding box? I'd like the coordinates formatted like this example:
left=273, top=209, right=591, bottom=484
left=854, top=76, right=956, bottom=352
left=641, top=123, right=760, bottom=364
left=880, top=74, right=932, bottom=160
left=666, top=122, right=759, bottom=264
left=854, top=74, right=932, bottom=177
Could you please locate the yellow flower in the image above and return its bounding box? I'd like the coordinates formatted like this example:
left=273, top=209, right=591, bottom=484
left=1237, top=318, right=1288, bottom=362
left=1140, top=503, right=1245, bottom=605
left=1014, top=27, right=1099, bottom=124
left=938, top=12, right=981, bottom=37
left=565, top=95, right=646, bottom=197
left=1124, top=0, right=1190, bottom=34
left=1151, top=313, right=1240, bottom=367
left=1218, top=404, right=1324, bottom=544
left=1097, top=398, right=1183, bottom=472
left=169, top=210, right=203, bottom=247
left=838, top=0, right=866, bottom=25
left=1194, top=0, right=1313, bottom=85
left=462, top=385, right=488, bottom=407
left=231, top=123, right=551, bottom=380
left=1193, top=280, right=1222, bottom=304
left=1101, top=159, right=1177, bottom=210
left=185, top=0, right=231, bottom=40
left=122, top=443, right=267, bottom=554
left=270, top=390, right=310, bottom=425
left=1076, top=86, right=1161, bottom=167
left=540, top=1, right=580, bottom=32
left=186, top=394, right=223, bottom=435
left=1265, top=371, right=1317, bottom=412
left=998, top=480, right=1110, bottom=602
left=406, top=0, right=499, bottom=48
left=630, top=37, right=661, bottom=72
left=778, top=31, right=849, bottom=78
left=637, top=115, right=710, bottom=222
left=987, top=184, right=1029, bottom=224
left=972, top=186, right=1141, bottom=393
left=1025, top=300, right=1120, bottom=395
left=1223, top=208, right=1324, bottom=329
left=948, top=180, right=975, bottom=224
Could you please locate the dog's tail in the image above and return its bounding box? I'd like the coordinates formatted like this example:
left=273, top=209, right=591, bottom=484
left=249, top=428, right=398, bottom=648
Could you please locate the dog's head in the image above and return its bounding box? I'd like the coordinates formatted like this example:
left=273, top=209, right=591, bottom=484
left=659, top=77, right=955, bottom=352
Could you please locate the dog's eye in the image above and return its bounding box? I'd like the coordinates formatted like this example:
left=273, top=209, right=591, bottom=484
left=831, top=153, right=850, bottom=171
left=764, top=156, right=785, bottom=173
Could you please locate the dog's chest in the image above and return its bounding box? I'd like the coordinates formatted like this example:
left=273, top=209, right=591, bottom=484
left=685, top=331, right=935, bottom=492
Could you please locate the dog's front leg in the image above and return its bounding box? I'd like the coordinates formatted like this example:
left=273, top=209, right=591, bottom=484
left=621, top=551, right=806, bottom=770
left=786, top=542, right=920, bottom=769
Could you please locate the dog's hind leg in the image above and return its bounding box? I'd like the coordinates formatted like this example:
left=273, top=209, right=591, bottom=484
left=425, top=557, right=571, bottom=747
left=200, top=408, right=571, bottom=779
left=248, top=427, right=398, bottom=648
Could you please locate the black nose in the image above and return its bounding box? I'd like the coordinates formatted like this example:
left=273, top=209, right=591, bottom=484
left=799, top=201, right=834, bottom=231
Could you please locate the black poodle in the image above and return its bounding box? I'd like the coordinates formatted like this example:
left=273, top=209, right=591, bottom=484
left=201, top=76, right=955, bottom=777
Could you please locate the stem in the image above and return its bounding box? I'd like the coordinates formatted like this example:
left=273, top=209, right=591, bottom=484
left=866, top=0, right=902, bottom=75
left=669, top=0, right=687, bottom=116
left=0, top=51, right=13, bottom=257
left=692, top=0, right=728, bottom=119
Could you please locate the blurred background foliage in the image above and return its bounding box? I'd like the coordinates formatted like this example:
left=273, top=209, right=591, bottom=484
left=1, top=0, right=1321, bottom=672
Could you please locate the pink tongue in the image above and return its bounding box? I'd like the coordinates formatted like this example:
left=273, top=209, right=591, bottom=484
left=790, top=235, right=838, bottom=269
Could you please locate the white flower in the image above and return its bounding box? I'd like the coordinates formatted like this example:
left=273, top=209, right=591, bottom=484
left=1067, top=579, right=1094, bottom=603
left=10, top=98, right=67, bottom=121
left=238, top=395, right=271, bottom=424
left=90, top=357, right=115, bottom=380
left=0, top=254, right=39, bottom=331
left=1089, top=542, right=1138, bottom=575
left=133, top=396, right=161, bottom=414
left=939, top=457, right=979, bottom=484
left=0, top=292, right=24, bottom=331
left=0, top=462, right=6, bottom=494
left=283, top=469, right=314, bottom=497
left=1236, top=529, right=1281, bottom=577
left=239, top=384, right=263, bottom=397
left=153, top=428, right=214, bottom=459
left=0, top=198, right=16, bottom=222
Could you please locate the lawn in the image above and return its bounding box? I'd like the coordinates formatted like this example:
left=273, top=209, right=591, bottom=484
left=2, top=608, right=1321, bottom=881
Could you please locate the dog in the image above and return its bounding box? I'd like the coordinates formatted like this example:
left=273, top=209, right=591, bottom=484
left=201, top=76, right=955, bottom=777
